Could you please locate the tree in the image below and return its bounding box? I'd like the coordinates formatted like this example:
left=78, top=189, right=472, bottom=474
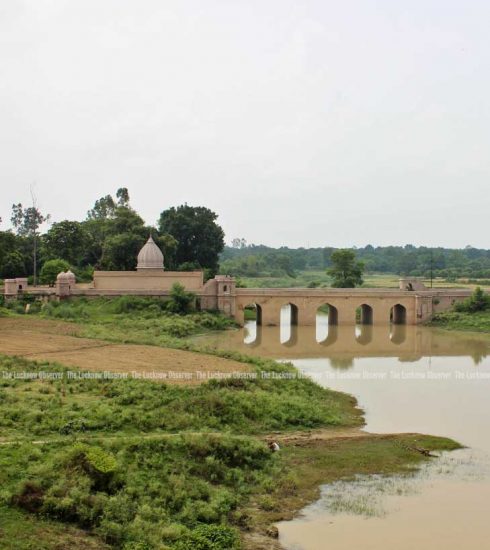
left=0, top=231, right=25, bottom=278
left=11, top=201, right=50, bottom=285
left=84, top=190, right=153, bottom=269
left=455, top=287, right=490, bottom=313
left=101, top=233, right=146, bottom=271
left=86, top=195, right=116, bottom=220
left=87, top=188, right=130, bottom=220
left=158, top=205, right=225, bottom=273
left=40, top=259, right=71, bottom=286
left=116, top=187, right=130, bottom=207
left=41, top=221, right=91, bottom=266
left=327, top=249, right=364, bottom=288
left=231, top=238, right=247, bottom=249
left=1, top=250, right=25, bottom=279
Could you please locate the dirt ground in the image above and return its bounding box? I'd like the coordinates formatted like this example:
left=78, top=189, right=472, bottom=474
left=0, top=317, right=252, bottom=384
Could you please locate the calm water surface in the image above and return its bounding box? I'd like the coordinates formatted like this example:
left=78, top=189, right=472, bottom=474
left=194, top=313, right=490, bottom=550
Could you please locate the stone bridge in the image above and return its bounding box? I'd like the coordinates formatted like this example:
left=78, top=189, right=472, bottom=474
left=218, top=286, right=473, bottom=327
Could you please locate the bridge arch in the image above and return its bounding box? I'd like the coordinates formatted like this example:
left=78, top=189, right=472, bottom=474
left=243, top=303, right=262, bottom=345
left=316, top=303, right=339, bottom=343
left=390, top=303, right=407, bottom=325
left=356, top=303, right=373, bottom=325
left=281, top=302, right=299, bottom=344
left=244, top=303, right=262, bottom=325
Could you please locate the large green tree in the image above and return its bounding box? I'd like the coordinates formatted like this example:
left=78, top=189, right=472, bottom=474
left=41, top=221, right=91, bottom=266
left=0, top=231, right=26, bottom=278
left=158, top=205, right=225, bottom=273
left=327, top=249, right=364, bottom=288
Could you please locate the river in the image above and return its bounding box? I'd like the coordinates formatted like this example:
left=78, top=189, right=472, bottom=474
left=193, top=312, right=490, bottom=550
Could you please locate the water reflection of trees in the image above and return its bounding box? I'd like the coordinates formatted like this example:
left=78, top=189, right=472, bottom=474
left=329, top=357, right=354, bottom=370
left=471, top=342, right=489, bottom=365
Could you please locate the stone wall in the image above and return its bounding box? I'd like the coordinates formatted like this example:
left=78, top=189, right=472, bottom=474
left=93, top=271, right=203, bottom=291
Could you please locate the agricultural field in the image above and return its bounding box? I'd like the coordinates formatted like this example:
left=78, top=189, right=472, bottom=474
left=238, top=270, right=490, bottom=290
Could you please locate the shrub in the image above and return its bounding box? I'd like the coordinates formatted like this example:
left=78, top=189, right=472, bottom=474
left=454, top=287, right=490, bottom=313
left=166, top=283, right=196, bottom=314
left=40, top=259, right=71, bottom=286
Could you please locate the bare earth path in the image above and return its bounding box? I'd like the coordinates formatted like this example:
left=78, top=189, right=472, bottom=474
left=0, top=317, right=251, bottom=384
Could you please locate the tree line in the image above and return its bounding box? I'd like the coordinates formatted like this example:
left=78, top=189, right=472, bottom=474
left=220, top=241, right=490, bottom=279
left=0, top=188, right=225, bottom=284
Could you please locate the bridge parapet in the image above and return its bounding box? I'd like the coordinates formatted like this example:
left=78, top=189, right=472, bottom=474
left=232, top=287, right=474, bottom=327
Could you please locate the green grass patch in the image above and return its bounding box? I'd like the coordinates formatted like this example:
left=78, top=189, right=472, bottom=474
left=244, top=434, right=462, bottom=541
left=430, top=310, right=490, bottom=333
left=0, top=355, right=362, bottom=439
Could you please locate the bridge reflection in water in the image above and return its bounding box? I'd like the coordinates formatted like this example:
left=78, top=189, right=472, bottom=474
left=198, top=314, right=489, bottom=367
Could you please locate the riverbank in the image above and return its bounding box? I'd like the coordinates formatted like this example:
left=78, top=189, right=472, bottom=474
left=0, top=302, right=462, bottom=549
left=430, top=310, right=490, bottom=333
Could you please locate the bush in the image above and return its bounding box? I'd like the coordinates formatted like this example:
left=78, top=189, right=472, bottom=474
left=166, top=283, right=196, bottom=314
left=111, top=296, right=166, bottom=314
left=40, top=259, right=71, bottom=286
left=454, top=287, right=490, bottom=313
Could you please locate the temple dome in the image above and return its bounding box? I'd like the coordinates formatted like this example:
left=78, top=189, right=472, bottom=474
left=137, top=236, right=164, bottom=270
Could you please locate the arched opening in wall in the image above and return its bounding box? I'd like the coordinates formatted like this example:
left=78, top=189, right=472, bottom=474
left=355, top=304, right=373, bottom=344
left=356, top=304, right=373, bottom=325
left=280, top=303, right=299, bottom=344
left=390, top=304, right=407, bottom=325
left=243, top=304, right=262, bottom=345
left=316, top=303, right=338, bottom=343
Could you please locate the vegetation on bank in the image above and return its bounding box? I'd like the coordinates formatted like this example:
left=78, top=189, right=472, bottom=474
left=0, top=352, right=460, bottom=550
left=431, top=310, right=490, bottom=333
left=3, top=293, right=225, bottom=338
left=431, top=287, right=490, bottom=333
left=0, top=354, right=360, bottom=439
left=0, top=299, right=465, bottom=548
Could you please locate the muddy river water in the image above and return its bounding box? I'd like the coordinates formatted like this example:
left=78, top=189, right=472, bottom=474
left=195, top=314, right=490, bottom=550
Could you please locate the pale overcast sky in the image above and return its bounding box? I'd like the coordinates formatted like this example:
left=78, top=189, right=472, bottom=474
left=1, top=0, right=489, bottom=248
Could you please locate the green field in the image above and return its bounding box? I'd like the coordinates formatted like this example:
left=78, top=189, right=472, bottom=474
left=238, top=271, right=490, bottom=290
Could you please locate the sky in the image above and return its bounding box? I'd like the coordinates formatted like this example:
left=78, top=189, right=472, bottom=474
left=0, top=0, right=489, bottom=249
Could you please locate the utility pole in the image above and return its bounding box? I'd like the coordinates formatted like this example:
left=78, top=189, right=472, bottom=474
left=430, top=249, right=433, bottom=288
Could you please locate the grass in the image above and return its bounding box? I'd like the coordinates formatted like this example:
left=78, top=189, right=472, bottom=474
left=0, top=505, right=110, bottom=549
left=430, top=310, right=490, bottom=333
left=0, top=353, right=460, bottom=550
left=0, top=299, right=463, bottom=549
left=243, top=434, right=461, bottom=547
left=0, top=354, right=361, bottom=439
left=4, top=296, right=237, bottom=339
